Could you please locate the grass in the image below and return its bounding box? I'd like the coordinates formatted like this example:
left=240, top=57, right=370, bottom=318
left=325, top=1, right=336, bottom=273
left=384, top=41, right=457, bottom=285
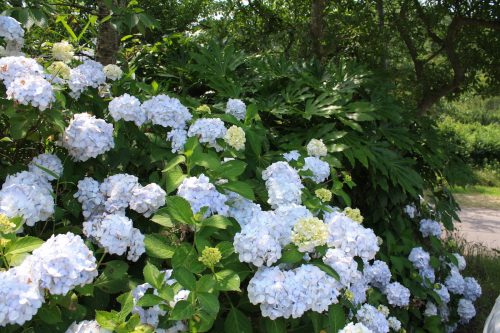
left=452, top=186, right=500, bottom=209
left=453, top=237, right=500, bottom=333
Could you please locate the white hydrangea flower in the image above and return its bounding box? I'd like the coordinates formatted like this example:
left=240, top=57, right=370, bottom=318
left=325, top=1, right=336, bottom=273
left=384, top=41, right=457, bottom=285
left=452, top=253, right=466, bottom=271
left=234, top=211, right=282, bottom=267
left=248, top=265, right=340, bottom=319
left=225, top=191, right=262, bottom=227
left=445, top=267, right=465, bottom=294
left=23, top=232, right=98, bottom=295
left=323, top=248, right=359, bottom=287
left=306, top=138, right=327, bottom=157
left=89, top=214, right=144, bottom=261
left=419, top=219, right=442, bottom=238
left=404, top=204, right=417, bottom=218
left=377, top=305, right=390, bottom=317
left=0, top=56, right=43, bottom=86
left=74, top=177, right=105, bottom=219
left=0, top=267, right=43, bottom=327
left=47, top=61, right=71, bottom=80
left=0, top=16, right=24, bottom=44
left=355, top=304, right=389, bottom=333
left=0, top=175, right=54, bottom=226
left=348, top=274, right=369, bottom=305
left=188, top=118, right=227, bottom=151
left=108, top=94, right=146, bottom=126
left=387, top=317, right=401, bottom=331
left=127, top=228, right=146, bottom=262
left=142, top=94, right=192, bottom=129
left=339, top=322, right=373, bottom=333
left=424, top=301, right=438, bottom=317
left=103, top=64, right=123, bottom=81
left=167, top=128, right=188, bottom=153
left=302, top=156, right=330, bottom=183
left=291, top=217, right=328, bottom=252
left=177, top=174, right=228, bottom=217
left=65, top=320, right=110, bottom=333
left=52, top=41, right=74, bottom=63
left=283, top=150, right=300, bottom=161
left=363, top=260, right=392, bottom=290
left=68, top=60, right=106, bottom=98
left=225, top=98, right=246, bottom=120
left=28, top=153, right=63, bottom=181
left=419, top=265, right=436, bottom=285
left=325, top=211, right=379, bottom=261
left=463, top=277, right=481, bottom=302
left=60, top=113, right=115, bottom=162
left=408, top=247, right=430, bottom=270
left=129, top=183, right=166, bottom=217
left=384, top=282, right=410, bottom=307
left=434, top=283, right=451, bottom=304
left=2, top=170, right=51, bottom=192
left=274, top=204, right=313, bottom=244
left=457, top=298, right=476, bottom=324
left=224, top=125, right=246, bottom=150
left=6, top=75, right=55, bottom=111
left=262, top=161, right=304, bottom=208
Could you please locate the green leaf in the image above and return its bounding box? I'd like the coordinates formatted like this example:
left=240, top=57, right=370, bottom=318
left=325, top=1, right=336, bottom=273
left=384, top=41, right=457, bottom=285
left=263, top=318, right=286, bottom=333
left=136, top=294, right=164, bottom=307
left=311, top=261, right=340, bottom=281
left=96, top=310, right=118, bottom=330
left=94, top=261, right=129, bottom=294
left=143, top=262, right=164, bottom=290
left=173, top=267, right=196, bottom=290
left=151, top=209, right=173, bottom=227
left=279, top=245, right=303, bottom=264
left=165, top=165, right=186, bottom=193
left=38, top=304, right=62, bottom=324
left=215, top=270, right=240, bottom=291
left=144, top=234, right=175, bottom=259
left=162, top=155, right=186, bottom=173
left=4, top=236, right=43, bottom=255
left=170, top=300, right=195, bottom=320
left=117, top=291, right=134, bottom=321
left=202, top=215, right=234, bottom=229
left=213, top=160, right=247, bottom=179
left=172, top=244, right=205, bottom=273
left=166, top=196, right=195, bottom=225
left=196, top=275, right=217, bottom=293
left=224, top=307, right=253, bottom=333
left=198, top=292, right=220, bottom=315
left=219, top=181, right=255, bottom=200
left=326, top=303, right=345, bottom=333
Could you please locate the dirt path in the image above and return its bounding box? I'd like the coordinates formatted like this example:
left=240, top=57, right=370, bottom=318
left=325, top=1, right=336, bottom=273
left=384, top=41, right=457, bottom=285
left=456, top=207, right=500, bottom=249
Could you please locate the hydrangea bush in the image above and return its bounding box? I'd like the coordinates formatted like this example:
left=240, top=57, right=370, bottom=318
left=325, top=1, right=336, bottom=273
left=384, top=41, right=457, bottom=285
left=0, top=15, right=481, bottom=333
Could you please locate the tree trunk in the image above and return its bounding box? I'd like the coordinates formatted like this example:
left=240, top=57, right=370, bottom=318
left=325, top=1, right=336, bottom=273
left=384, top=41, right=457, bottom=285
left=96, top=0, right=121, bottom=65
left=310, top=0, right=326, bottom=60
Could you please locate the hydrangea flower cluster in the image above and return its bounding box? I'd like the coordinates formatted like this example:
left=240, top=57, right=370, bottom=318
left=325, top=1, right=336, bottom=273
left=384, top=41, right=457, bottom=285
left=291, top=217, right=328, bottom=252
left=65, top=320, right=110, bottom=333
left=52, top=41, right=74, bottom=63
left=6, top=75, right=55, bottom=110
left=302, top=156, right=330, bottom=183
left=0, top=153, right=61, bottom=226
left=408, top=246, right=436, bottom=284
left=262, top=161, right=304, bottom=208
left=142, top=94, right=192, bottom=129
left=0, top=233, right=97, bottom=327
left=224, top=125, right=246, bottom=150
left=131, top=269, right=188, bottom=332
left=419, top=218, right=442, bottom=238
left=75, top=173, right=165, bottom=261
left=225, top=98, right=246, bottom=120
left=339, top=322, right=373, bottom=333
left=108, top=93, right=146, bottom=126
left=188, top=118, right=227, bottom=151
left=177, top=174, right=228, bottom=217
left=0, top=56, right=43, bottom=86
left=0, top=15, right=24, bottom=56
left=355, top=304, right=389, bottom=333
left=363, top=260, right=392, bottom=290
left=306, top=138, right=328, bottom=157
left=283, top=150, right=300, bottom=161
left=59, top=113, right=115, bottom=161
left=384, top=282, right=410, bottom=307
left=103, top=64, right=123, bottom=81
left=68, top=60, right=106, bottom=98
left=404, top=204, right=417, bottom=218
left=248, top=265, right=341, bottom=319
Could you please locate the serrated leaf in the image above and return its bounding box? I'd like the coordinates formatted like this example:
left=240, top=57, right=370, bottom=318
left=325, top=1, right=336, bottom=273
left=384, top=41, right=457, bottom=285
left=215, top=270, right=240, bottom=291
left=5, top=236, right=43, bottom=255
left=224, top=307, right=252, bottom=333
left=144, top=234, right=175, bottom=259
